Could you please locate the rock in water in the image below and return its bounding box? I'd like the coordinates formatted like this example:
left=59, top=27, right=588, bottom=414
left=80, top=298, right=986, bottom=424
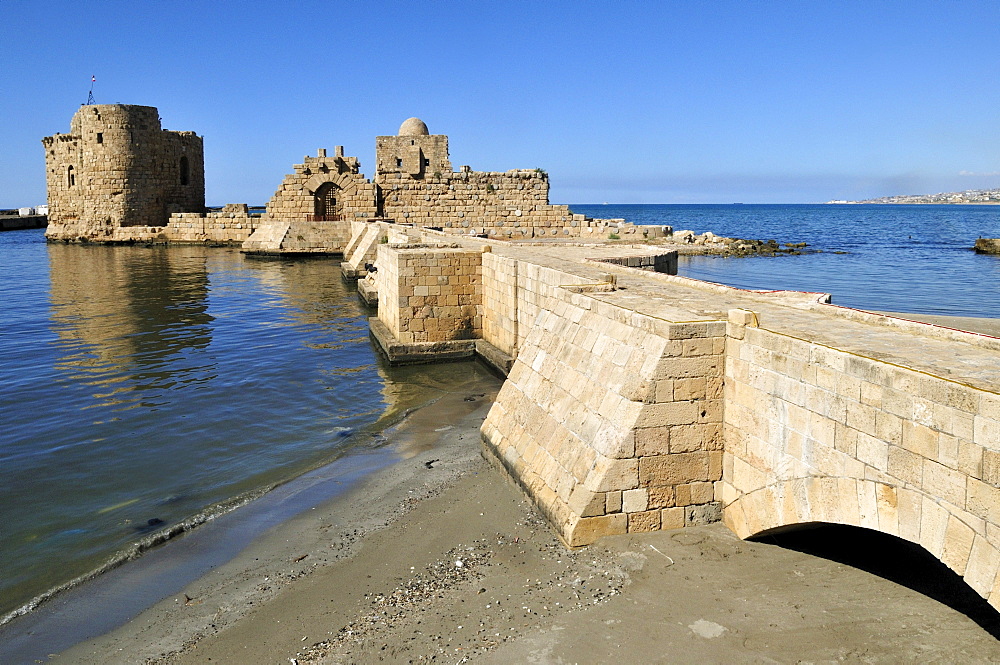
left=974, top=238, right=1000, bottom=254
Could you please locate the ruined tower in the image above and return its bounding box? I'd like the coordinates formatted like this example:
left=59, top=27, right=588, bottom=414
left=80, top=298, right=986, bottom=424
left=375, top=117, right=452, bottom=179
left=42, top=104, right=205, bottom=241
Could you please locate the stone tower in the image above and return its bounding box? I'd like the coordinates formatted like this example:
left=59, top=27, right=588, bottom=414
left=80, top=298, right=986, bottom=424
left=375, top=117, right=452, bottom=179
left=42, top=104, right=205, bottom=241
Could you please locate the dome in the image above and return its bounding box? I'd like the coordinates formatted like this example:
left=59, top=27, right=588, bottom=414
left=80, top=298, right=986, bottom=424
left=398, top=117, right=429, bottom=136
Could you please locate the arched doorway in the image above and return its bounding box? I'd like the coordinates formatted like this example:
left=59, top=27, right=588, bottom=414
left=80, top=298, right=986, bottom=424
left=313, top=182, right=341, bottom=221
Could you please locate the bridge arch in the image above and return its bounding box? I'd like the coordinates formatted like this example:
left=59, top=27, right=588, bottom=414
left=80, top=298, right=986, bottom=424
left=723, top=476, right=1000, bottom=610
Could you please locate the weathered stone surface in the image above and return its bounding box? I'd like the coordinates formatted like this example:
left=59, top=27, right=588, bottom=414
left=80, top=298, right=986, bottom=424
left=43, top=104, right=205, bottom=242
left=569, top=513, right=627, bottom=546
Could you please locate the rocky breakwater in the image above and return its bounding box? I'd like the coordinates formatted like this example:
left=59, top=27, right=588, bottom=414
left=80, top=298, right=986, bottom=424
left=653, top=229, right=812, bottom=257
left=974, top=238, right=1000, bottom=255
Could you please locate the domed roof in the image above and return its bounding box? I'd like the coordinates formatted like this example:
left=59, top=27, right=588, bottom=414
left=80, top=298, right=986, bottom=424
left=398, top=117, right=429, bottom=136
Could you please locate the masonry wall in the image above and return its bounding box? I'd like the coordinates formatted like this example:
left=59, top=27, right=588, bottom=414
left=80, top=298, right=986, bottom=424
left=374, top=235, right=1000, bottom=612
left=376, top=170, right=596, bottom=238
left=480, top=259, right=725, bottom=546
left=265, top=152, right=378, bottom=222
left=162, top=209, right=258, bottom=243
left=481, top=252, right=520, bottom=357
left=721, top=313, right=1000, bottom=609
left=43, top=104, right=204, bottom=241
left=376, top=245, right=483, bottom=344
left=376, top=134, right=451, bottom=178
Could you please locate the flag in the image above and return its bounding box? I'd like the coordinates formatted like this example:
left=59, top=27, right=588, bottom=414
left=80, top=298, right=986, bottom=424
left=91, top=75, right=96, bottom=82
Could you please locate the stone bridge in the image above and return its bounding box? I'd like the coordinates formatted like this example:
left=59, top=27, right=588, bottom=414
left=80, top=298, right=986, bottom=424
left=360, top=224, right=1000, bottom=613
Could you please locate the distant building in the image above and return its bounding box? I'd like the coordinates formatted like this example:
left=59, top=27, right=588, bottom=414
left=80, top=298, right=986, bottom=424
left=264, top=117, right=597, bottom=239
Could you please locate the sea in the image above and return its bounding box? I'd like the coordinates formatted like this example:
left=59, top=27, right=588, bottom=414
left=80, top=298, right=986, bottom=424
left=1, top=204, right=999, bottom=635
left=574, top=204, right=1000, bottom=318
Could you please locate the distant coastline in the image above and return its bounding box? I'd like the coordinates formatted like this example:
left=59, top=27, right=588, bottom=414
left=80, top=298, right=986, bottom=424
left=828, top=188, right=1000, bottom=205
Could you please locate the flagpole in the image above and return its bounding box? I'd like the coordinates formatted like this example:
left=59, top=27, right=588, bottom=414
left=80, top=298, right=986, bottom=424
left=86, top=76, right=95, bottom=105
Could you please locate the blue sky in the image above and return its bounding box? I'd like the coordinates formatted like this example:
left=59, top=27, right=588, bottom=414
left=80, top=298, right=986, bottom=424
left=3, top=0, right=999, bottom=206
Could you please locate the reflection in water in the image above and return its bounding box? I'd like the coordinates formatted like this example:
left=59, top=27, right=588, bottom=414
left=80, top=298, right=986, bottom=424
left=242, top=257, right=375, bottom=350
left=47, top=244, right=213, bottom=410
left=1, top=239, right=429, bottom=619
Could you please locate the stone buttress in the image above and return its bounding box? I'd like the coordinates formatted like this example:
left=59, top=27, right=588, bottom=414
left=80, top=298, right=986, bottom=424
left=481, top=298, right=725, bottom=547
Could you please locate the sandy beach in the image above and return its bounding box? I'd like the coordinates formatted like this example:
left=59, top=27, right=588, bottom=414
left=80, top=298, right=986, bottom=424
left=0, top=315, right=1000, bottom=664
left=8, top=313, right=1000, bottom=664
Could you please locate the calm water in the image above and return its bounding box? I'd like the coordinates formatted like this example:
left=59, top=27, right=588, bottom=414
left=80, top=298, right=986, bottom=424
left=0, top=229, right=491, bottom=621
left=1, top=204, right=999, bottom=622
left=574, top=204, right=1000, bottom=318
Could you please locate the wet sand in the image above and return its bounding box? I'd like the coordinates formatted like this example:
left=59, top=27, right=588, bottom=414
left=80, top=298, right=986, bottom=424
left=49, top=399, right=1000, bottom=660
left=15, top=315, right=1000, bottom=664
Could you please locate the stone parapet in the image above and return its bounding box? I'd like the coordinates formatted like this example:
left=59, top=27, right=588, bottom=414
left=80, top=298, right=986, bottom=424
left=592, top=252, right=678, bottom=273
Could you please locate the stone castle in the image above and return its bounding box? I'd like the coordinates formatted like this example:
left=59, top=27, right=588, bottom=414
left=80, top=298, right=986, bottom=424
left=43, top=105, right=204, bottom=241
left=42, top=106, right=629, bottom=247
left=39, top=104, right=1000, bottom=618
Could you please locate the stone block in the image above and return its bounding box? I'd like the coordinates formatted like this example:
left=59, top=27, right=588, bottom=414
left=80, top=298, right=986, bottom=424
left=661, top=506, right=685, bottom=530
left=887, top=445, right=923, bottom=486
left=876, top=483, right=899, bottom=535
left=941, top=516, right=976, bottom=575
left=605, top=490, right=622, bottom=513
left=627, top=510, right=661, bottom=532
left=635, top=426, right=669, bottom=456
left=639, top=452, right=712, bottom=487
left=685, top=502, right=722, bottom=526
left=567, top=486, right=605, bottom=518
left=569, top=513, right=627, bottom=546
left=922, top=459, right=966, bottom=507
left=647, top=486, right=675, bottom=509
left=690, top=480, right=716, bottom=504
left=635, top=400, right=699, bottom=428
left=670, top=423, right=722, bottom=453
left=919, top=496, right=950, bottom=558
left=857, top=480, right=879, bottom=530
left=622, top=488, right=649, bottom=513
left=964, top=534, right=1000, bottom=597
left=902, top=421, right=939, bottom=459
left=728, top=308, right=759, bottom=327
left=897, top=487, right=922, bottom=543
left=583, top=456, right=639, bottom=492
left=856, top=434, right=889, bottom=472
left=985, top=449, right=1000, bottom=487
left=967, top=477, right=1000, bottom=524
